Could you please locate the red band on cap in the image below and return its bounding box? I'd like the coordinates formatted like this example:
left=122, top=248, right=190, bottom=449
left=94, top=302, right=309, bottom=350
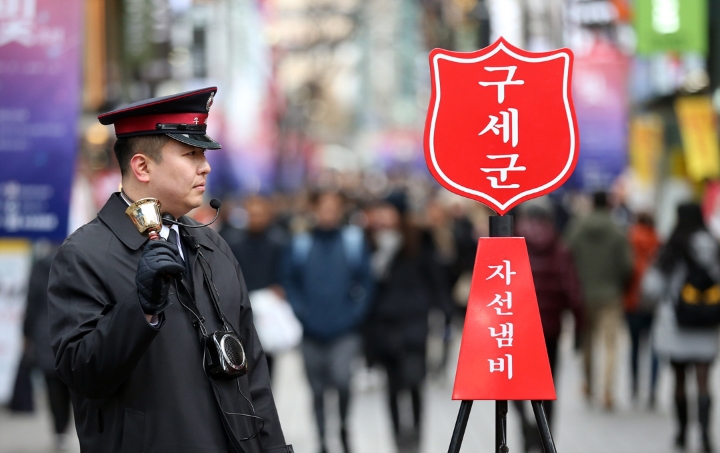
left=114, top=113, right=209, bottom=135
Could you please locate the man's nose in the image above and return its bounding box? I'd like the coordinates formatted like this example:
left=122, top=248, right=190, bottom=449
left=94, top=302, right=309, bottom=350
left=199, top=156, right=211, bottom=175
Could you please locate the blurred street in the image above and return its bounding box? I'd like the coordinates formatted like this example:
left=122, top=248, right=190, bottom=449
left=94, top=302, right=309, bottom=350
left=1, top=1, right=720, bottom=453
left=2, top=318, right=718, bottom=453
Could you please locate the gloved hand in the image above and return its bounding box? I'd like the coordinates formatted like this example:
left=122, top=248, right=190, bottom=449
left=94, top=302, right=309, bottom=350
left=136, top=240, right=185, bottom=315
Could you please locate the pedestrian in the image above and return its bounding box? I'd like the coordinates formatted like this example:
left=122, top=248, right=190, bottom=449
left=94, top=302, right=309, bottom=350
left=282, top=190, right=374, bottom=453
left=623, top=212, right=660, bottom=407
left=221, top=195, right=288, bottom=378
left=48, top=87, right=292, bottom=453
left=514, top=202, right=584, bottom=452
left=423, top=197, right=467, bottom=375
left=22, top=245, right=72, bottom=451
left=642, top=203, right=719, bottom=452
left=364, top=192, right=452, bottom=453
left=566, top=191, right=633, bottom=410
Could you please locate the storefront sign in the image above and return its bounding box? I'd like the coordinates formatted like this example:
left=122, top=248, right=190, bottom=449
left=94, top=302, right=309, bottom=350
left=675, top=96, right=720, bottom=181
left=634, top=0, right=708, bottom=55
left=629, top=114, right=664, bottom=185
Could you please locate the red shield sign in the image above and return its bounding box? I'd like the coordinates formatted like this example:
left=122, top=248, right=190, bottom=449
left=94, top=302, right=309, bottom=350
left=424, top=38, right=579, bottom=215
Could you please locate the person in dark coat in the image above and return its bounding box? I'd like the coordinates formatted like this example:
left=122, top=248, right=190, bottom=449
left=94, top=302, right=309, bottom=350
left=225, top=196, right=287, bottom=292
left=23, top=245, right=72, bottom=451
left=364, top=193, right=452, bottom=453
left=48, top=88, right=291, bottom=453
left=513, top=202, right=584, bottom=452
left=423, top=198, right=473, bottom=374
left=220, top=195, right=287, bottom=377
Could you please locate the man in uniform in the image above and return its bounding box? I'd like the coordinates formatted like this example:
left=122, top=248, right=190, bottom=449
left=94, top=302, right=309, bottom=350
left=48, top=87, right=293, bottom=453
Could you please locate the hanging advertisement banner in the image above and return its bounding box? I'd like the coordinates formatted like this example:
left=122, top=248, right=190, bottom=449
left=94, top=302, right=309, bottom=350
left=205, top=0, right=277, bottom=196
left=675, top=96, right=720, bottom=182
left=0, top=240, right=31, bottom=404
left=634, top=0, right=708, bottom=55
left=629, top=114, right=664, bottom=185
left=568, top=40, right=629, bottom=190
left=0, top=0, right=84, bottom=241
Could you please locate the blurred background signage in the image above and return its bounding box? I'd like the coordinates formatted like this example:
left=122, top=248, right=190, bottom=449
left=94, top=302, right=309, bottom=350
left=634, top=0, right=708, bottom=55
left=675, top=95, right=720, bottom=181
left=628, top=114, right=664, bottom=186
left=569, top=39, right=630, bottom=190
left=0, top=240, right=31, bottom=404
left=0, top=0, right=84, bottom=241
left=0, top=0, right=716, bottom=236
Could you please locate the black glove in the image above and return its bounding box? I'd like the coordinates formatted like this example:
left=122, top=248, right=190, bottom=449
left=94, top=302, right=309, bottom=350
left=136, top=240, right=185, bottom=315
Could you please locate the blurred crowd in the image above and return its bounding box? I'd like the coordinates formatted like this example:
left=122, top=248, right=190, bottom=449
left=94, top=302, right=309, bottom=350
left=11, top=181, right=720, bottom=453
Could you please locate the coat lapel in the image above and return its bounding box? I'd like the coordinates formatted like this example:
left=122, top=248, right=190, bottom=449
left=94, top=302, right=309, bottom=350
left=178, top=218, right=224, bottom=331
left=97, top=193, right=148, bottom=251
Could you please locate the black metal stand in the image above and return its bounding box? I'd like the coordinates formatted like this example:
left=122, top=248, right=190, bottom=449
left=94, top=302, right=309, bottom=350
left=446, top=214, right=557, bottom=453
left=489, top=215, right=513, bottom=238
left=531, top=401, right=556, bottom=453
left=447, top=401, right=473, bottom=453
left=496, top=400, right=509, bottom=453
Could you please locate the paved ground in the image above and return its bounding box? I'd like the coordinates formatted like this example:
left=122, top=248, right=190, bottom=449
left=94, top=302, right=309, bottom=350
left=1, top=316, right=718, bottom=453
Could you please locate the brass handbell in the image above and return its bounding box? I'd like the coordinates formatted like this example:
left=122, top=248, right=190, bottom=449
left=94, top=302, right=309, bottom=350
left=125, top=198, right=163, bottom=241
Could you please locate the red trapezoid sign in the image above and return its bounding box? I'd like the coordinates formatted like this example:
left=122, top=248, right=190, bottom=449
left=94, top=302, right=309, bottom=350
left=424, top=37, right=579, bottom=215
left=452, top=237, right=555, bottom=401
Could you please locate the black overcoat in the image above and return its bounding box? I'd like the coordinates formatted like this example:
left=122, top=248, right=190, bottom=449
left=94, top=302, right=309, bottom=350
left=48, top=193, right=290, bottom=453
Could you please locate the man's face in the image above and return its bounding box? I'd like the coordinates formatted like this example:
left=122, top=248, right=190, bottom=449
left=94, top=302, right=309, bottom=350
left=147, top=139, right=211, bottom=218
left=246, top=197, right=273, bottom=232
left=314, top=193, right=343, bottom=230
left=370, top=205, right=399, bottom=231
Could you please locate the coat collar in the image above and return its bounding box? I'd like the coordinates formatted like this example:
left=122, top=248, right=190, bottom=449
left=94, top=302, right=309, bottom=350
left=97, top=193, right=216, bottom=252
left=98, top=193, right=147, bottom=250
left=177, top=215, right=215, bottom=252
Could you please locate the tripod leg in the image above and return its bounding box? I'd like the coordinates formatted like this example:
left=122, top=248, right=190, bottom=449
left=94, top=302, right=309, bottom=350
left=496, top=400, right=508, bottom=453
left=531, top=401, right=557, bottom=453
left=447, top=400, right=473, bottom=453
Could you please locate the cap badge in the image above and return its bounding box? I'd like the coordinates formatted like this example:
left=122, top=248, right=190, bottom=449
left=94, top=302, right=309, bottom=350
left=206, top=92, right=215, bottom=112
left=193, top=117, right=199, bottom=125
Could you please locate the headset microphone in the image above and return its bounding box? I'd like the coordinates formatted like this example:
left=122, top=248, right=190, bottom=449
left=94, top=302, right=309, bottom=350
left=162, top=198, right=222, bottom=228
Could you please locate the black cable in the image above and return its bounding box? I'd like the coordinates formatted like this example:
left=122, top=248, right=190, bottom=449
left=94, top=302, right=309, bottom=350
left=202, top=347, right=265, bottom=441
left=160, top=199, right=221, bottom=229
left=197, top=249, right=235, bottom=332
left=166, top=218, right=264, bottom=444
left=173, top=279, right=208, bottom=337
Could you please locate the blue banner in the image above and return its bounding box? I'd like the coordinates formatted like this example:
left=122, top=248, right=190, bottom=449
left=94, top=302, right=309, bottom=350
left=0, top=0, right=83, bottom=241
left=567, top=40, right=630, bottom=191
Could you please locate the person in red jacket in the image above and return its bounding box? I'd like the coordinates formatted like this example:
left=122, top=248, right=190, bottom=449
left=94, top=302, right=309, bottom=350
left=513, top=201, right=585, bottom=452
left=623, top=212, right=660, bottom=407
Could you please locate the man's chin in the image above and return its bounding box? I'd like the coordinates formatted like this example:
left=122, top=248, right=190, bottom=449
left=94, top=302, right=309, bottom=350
left=180, top=201, right=203, bottom=218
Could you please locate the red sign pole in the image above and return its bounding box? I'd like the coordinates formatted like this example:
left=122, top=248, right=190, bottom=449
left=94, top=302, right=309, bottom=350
left=490, top=216, right=513, bottom=453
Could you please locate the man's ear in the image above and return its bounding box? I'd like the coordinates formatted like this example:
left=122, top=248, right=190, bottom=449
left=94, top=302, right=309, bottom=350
left=129, top=154, right=151, bottom=183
